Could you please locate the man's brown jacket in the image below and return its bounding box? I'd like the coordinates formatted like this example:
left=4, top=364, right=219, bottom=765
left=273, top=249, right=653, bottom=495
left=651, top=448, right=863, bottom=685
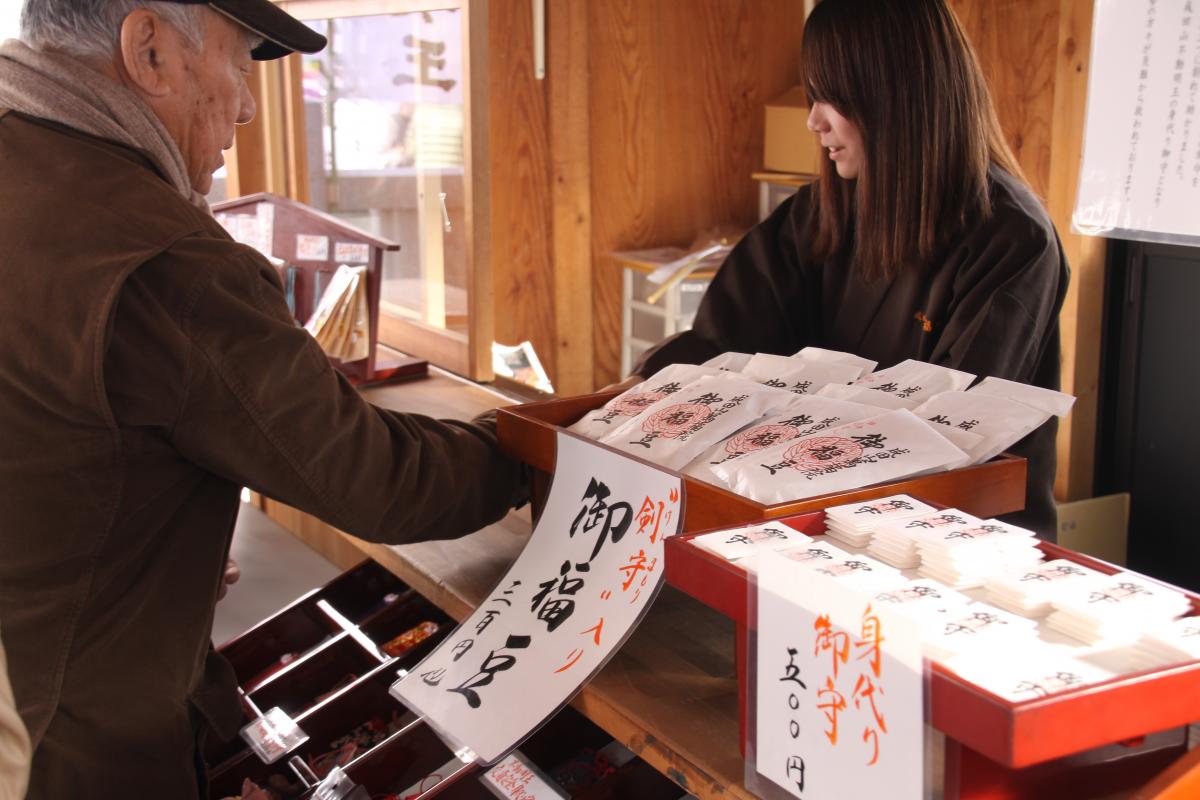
left=0, top=110, right=525, bottom=798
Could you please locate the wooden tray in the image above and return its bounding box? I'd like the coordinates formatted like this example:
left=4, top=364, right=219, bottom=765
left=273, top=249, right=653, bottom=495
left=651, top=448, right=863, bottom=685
left=497, top=391, right=1028, bottom=531
left=663, top=511, right=1200, bottom=771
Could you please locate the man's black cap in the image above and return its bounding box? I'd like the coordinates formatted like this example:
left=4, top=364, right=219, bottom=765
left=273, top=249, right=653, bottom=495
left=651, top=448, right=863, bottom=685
left=166, top=0, right=327, bottom=60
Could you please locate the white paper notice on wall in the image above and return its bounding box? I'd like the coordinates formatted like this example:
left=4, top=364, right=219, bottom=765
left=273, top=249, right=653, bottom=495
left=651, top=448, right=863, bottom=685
left=1074, top=0, right=1200, bottom=244
left=752, top=552, right=927, bottom=800
left=391, top=432, right=683, bottom=764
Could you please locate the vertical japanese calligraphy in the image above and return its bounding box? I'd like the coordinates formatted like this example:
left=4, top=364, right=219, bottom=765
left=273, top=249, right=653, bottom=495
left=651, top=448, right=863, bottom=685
left=1076, top=0, right=1200, bottom=241
left=392, top=433, right=683, bottom=764
left=755, top=553, right=924, bottom=799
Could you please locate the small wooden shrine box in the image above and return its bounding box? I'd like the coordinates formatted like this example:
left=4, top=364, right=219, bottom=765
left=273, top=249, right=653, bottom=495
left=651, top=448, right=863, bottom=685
left=213, top=192, right=426, bottom=386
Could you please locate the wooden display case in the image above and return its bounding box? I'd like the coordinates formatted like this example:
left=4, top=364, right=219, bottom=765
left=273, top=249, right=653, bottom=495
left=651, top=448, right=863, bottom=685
left=664, top=509, right=1200, bottom=800
left=210, top=559, right=691, bottom=800
left=496, top=390, right=1028, bottom=531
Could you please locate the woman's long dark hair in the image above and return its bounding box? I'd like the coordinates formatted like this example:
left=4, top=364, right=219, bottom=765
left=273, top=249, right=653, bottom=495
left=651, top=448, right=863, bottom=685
left=802, top=0, right=1026, bottom=282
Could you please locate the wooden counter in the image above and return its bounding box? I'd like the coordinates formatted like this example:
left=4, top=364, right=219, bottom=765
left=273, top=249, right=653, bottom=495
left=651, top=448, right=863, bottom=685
left=254, top=366, right=754, bottom=799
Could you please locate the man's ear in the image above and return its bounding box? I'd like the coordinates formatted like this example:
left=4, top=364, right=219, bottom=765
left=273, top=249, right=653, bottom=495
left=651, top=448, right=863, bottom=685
left=118, top=10, right=174, bottom=98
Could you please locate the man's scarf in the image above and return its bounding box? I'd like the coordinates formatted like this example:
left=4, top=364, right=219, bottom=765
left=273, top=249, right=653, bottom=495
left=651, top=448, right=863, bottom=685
left=0, top=38, right=208, bottom=210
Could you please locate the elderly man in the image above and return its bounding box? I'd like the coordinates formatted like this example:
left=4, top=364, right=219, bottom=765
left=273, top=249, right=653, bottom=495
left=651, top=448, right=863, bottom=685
left=0, top=634, right=29, bottom=800
left=0, top=1, right=526, bottom=797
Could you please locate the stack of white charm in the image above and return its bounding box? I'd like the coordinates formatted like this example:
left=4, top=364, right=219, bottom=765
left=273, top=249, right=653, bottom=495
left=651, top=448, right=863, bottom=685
left=983, top=559, right=1107, bottom=618
left=914, top=518, right=1044, bottom=590
left=759, top=541, right=906, bottom=592
left=1046, top=573, right=1192, bottom=645
left=867, top=509, right=983, bottom=569
left=918, top=600, right=1042, bottom=663
left=1128, top=617, right=1200, bottom=672
left=740, top=538, right=849, bottom=574
left=821, top=493, right=936, bottom=548
left=945, top=643, right=1115, bottom=701
left=873, top=578, right=972, bottom=623
left=690, top=521, right=813, bottom=563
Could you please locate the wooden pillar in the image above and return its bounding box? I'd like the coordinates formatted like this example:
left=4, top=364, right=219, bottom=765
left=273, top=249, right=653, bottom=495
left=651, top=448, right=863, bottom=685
left=549, top=0, right=595, bottom=397
left=1048, top=0, right=1105, bottom=502
left=228, top=58, right=298, bottom=199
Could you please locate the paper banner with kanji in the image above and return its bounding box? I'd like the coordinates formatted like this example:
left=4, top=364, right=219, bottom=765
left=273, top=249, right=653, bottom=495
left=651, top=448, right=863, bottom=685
left=754, top=552, right=926, bottom=800
left=391, top=432, right=683, bottom=763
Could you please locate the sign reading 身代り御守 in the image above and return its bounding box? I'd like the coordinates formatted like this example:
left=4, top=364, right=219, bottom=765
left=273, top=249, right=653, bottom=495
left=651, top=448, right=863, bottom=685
left=753, top=552, right=925, bottom=799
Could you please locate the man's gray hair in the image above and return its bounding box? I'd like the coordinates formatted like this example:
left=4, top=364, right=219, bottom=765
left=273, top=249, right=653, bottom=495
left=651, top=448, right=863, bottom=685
left=20, top=0, right=208, bottom=61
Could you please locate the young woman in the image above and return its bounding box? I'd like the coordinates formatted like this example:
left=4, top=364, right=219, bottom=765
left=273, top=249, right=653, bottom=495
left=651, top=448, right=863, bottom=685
left=634, top=0, right=1068, bottom=536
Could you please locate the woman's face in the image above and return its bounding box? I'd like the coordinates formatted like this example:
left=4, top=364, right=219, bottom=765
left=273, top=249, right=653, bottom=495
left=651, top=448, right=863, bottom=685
left=807, top=102, right=864, bottom=180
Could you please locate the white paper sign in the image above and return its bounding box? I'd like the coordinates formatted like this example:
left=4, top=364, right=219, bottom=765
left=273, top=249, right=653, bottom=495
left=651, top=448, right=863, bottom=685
left=1075, top=0, right=1200, bottom=242
left=296, top=233, right=330, bottom=261
left=755, top=553, right=925, bottom=800
left=334, top=241, right=372, bottom=264
left=391, top=433, right=683, bottom=763
left=481, top=751, right=569, bottom=799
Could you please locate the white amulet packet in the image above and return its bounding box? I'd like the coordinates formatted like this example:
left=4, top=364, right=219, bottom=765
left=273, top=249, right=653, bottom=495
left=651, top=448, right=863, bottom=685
left=683, top=395, right=879, bottom=482
left=792, top=346, right=878, bottom=375
left=701, top=351, right=752, bottom=372
left=567, top=363, right=721, bottom=439
left=741, top=352, right=865, bottom=394
left=714, top=409, right=968, bottom=505
left=690, top=522, right=813, bottom=561
left=849, top=359, right=976, bottom=407
left=598, top=373, right=795, bottom=470
left=913, top=391, right=1051, bottom=465
left=816, top=382, right=916, bottom=409
left=968, top=376, right=1076, bottom=418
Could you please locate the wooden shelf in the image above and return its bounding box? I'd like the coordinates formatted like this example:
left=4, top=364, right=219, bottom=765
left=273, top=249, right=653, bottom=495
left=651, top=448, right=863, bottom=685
left=256, top=368, right=754, bottom=799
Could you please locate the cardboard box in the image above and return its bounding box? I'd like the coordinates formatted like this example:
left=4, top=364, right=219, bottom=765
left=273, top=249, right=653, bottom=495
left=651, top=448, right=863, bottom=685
left=1056, top=492, right=1130, bottom=565
left=763, top=85, right=823, bottom=175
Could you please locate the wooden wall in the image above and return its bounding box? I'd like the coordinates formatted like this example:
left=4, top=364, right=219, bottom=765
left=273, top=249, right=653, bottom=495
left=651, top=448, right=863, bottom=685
left=951, top=0, right=1103, bottom=500
left=487, top=0, right=806, bottom=396
left=951, top=0, right=1059, bottom=199
left=488, top=1, right=557, bottom=383
left=587, top=1, right=807, bottom=389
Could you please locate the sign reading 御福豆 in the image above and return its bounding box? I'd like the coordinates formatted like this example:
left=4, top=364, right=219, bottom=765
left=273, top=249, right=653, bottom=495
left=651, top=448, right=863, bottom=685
left=754, top=552, right=926, bottom=800
left=1075, top=0, right=1200, bottom=244
left=391, top=432, right=683, bottom=764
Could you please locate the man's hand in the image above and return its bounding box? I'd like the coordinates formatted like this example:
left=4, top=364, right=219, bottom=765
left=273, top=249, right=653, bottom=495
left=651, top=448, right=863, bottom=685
left=216, top=558, right=241, bottom=601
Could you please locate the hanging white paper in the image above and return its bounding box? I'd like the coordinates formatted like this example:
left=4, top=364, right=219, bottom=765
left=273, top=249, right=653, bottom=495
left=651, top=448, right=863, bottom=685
left=391, top=433, right=683, bottom=764
left=1074, top=0, right=1200, bottom=243
left=755, top=552, right=925, bottom=800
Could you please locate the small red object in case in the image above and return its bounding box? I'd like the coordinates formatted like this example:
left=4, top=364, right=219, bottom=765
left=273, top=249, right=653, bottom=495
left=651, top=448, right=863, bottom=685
left=381, top=621, right=439, bottom=658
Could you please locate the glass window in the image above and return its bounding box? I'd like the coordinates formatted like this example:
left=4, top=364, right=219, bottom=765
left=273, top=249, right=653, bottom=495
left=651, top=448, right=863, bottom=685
left=298, top=10, right=469, bottom=337
left=0, top=0, right=22, bottom=40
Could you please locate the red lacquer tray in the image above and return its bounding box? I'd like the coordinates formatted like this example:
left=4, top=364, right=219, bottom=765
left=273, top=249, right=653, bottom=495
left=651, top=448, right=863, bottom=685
left=664, top=511, right=1200, bottom=771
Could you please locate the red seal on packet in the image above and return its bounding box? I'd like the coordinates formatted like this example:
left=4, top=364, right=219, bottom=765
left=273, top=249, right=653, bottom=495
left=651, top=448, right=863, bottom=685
left=642, top=403, right=712, bottom=438
left=782, top=436, right=863, bottom=472
left=725, top=424, right=800, bottom=455
left=610, top=391, right=666, bottom=416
